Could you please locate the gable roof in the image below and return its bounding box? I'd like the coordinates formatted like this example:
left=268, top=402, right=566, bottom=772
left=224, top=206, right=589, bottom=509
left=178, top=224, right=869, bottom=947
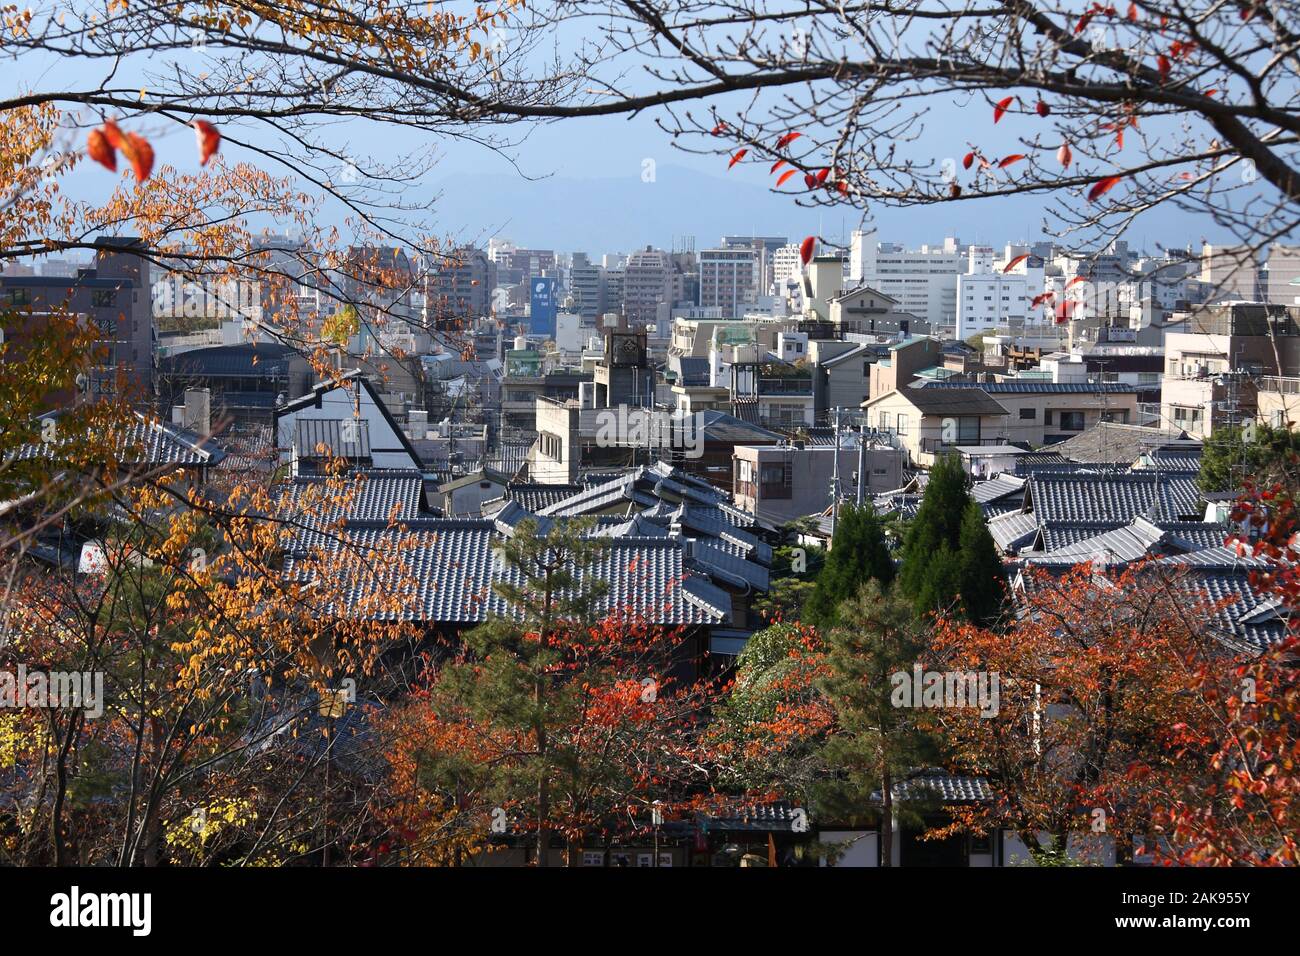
left=872, top=386, right=1009, bottom=417
left=1052, top=422, right=1199, bottom=466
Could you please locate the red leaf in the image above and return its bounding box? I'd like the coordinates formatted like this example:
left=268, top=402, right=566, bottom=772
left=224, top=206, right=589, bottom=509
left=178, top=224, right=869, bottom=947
left=727, top=149, right=748, bottom=169
left=1157, top=54, right=1171, bottom=80
left=1205, top=88, right=1219, bottom=97
left=1057, top=142, right=1073, bottom=168
left=119, top=132, right=154, bottom=181
left=1036, top=100, right=1051, bottom=117
left=815, top=167, right=830, bottom=184
left=1127, top=1, right=1138, bottom=20
left=799, top=236, right=816, bottom=265
left=770, top=159, right=787, bottom=174
left=101, top=118, right=126, bottom=150
left=993, top=96, right=1015, bottom=123
left=711, top=122, right=728, bottom=136
left=775, top=169, right=798, bottom=186
left=962, top=151, right=975, bottom=169
left=1087, top=175, right=1123, bottom=201
left=1004, top=253, right=1030, bottom=272
left=775, top=131, right=803, bottom=149
left=86, top=127, right=116, bottom=172
left=804, top=173, right=817, bottom=188
left=999, top=153, right=1026, bottom=168
left=1066, top=274, right=1091, bottom=289
left=193, top=120, right=221, bottom=166
left=1075, top=11, right=1094, bottom=33
left=1030, top=291, right=1056, bottom=307
left=836, top=180, right=849, bottom=196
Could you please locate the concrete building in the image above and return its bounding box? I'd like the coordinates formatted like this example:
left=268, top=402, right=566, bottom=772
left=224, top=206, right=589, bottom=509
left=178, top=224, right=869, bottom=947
left=699, top=246, right=758, bottom=318
left=852, top=230, right=965, bottom=334
left=1200, top=243, right=1259, bottom=302
left=422, top=246, right=496, bottom=324
left=1161, top=302, right=1300, bottom=438
left=621, top=248, right=676, bottom=329
left=1264, top=244, right=1300, bottom=306
left=733, top=439, right=906, bottom=525
left=0, top=237, right=156, bottom=402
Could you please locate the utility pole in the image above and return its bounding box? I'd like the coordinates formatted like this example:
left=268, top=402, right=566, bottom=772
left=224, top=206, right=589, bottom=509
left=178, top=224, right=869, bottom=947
left=857, top=422, right=866, bottom=507
left=830, top=406, right=842, bottom=539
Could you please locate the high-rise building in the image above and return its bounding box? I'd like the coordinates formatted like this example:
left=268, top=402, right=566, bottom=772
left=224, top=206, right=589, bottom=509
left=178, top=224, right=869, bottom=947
left=699, top=247, right=757, bottom=318
left=621, top=247, right=675, bottom=328
left=852, top=230, right=967, bottom=333
left=0, top=237, right=155, bottom=401
left=568, top=252, right=605, bottom=323
left=422, top=246, right=496, bottom=325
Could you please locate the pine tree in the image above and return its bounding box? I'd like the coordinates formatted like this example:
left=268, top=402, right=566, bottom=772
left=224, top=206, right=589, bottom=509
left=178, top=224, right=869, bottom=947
left=804, top=504, right=895, bottom=629
left=813, top=581, right=941, bottom=867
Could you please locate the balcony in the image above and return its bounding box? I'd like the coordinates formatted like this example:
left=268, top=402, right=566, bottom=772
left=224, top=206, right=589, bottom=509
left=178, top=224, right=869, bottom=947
left=1260, top=375, right=1300, bottom=395
left=919, top=436, right=1010, bottom=454
left=755, top=376, right=813, bottom=396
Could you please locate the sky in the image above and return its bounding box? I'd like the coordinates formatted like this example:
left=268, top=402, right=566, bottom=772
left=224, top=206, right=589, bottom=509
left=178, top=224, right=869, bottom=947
left=9, top=18, right=1287, bottom=261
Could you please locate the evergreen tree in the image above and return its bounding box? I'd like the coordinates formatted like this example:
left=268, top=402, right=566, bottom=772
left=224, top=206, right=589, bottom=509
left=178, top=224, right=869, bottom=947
left=804, top=503, right=895, bottom=629
left=813, top=581, right=941, bottom=867
left=899, top=453, right=1006, bottom=623
left=957, top=500, right=1006, bottom=626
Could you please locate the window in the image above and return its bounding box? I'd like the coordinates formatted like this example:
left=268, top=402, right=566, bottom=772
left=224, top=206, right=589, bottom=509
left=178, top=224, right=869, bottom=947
left=1060, top=411, right=1085, bottom=431
left=91, top=289, right=117, bottom=307
left=896, top=413, right=909, bottom=435
left=582, top=851, right=604, bottom=867
left=957, top=416, right=981, bottom=443
left=1044, top=409, right=1054, bottom=425
left=4, top=288, right=31, bottom=306
left=1019, top=407, right=1036, bottom=420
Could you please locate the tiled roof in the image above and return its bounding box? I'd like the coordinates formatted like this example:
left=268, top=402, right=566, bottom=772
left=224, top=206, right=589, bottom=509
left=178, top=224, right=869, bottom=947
left=278, top=472, right=425, bottom=526
left=887, top=386, right=1009, bottom=417
left=988, top=510, right=1038, bottom=553
left=17, top=411, right=216, bottom=468
left=295, top=418, right=371, bottom=459
left=284, top=521, right=728, bottom=626
left=1029, top=473, right=1203, bottom=524
left=971, top=474, right=1026, bottom=505
left=873, top=771, right=993, bottom=804
left=503, top=482, right=585, bottom=512
left=1052, top=422, right=1199, bottom=466
left=1155, top=549, right=1289, bottom=652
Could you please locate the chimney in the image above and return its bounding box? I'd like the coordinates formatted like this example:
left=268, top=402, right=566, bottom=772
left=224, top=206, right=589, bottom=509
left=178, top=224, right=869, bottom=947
left=183, top=387, right=211, bottom=436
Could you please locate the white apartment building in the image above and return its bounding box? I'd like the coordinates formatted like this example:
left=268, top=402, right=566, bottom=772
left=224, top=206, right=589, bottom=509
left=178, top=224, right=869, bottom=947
left=953, top=246, right=1045, bottom=340
left=1201, top=243, right=1259, bottom=301
left=851, top=230, right=965, bottom=334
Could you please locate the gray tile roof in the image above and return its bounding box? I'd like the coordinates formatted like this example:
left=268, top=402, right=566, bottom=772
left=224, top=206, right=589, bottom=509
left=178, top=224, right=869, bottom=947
left=890, top=386, right=1009, bottom=417
left=1029, top=473, right=1204, bottom=524
left=988, top=510, right=1038, bottom=553
left=284, top=521, right=729, bottom=626
left=971, top=474, right=1026, bottom=505
left=17, top=411, right=216, bottom=468
left=873, top=771, right=993, bottom=804
left=1052, top=422, right=1199, bottom=466
left=278, top=472, right=425, bottom=526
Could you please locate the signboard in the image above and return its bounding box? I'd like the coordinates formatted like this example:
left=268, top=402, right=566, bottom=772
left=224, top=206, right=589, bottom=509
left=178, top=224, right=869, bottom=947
left=529, top=277, right=557, bottom=338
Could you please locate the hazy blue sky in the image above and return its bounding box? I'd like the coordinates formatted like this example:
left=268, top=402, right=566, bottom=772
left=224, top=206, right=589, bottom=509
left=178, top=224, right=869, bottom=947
left=13, top=32, right=1282, bottom=259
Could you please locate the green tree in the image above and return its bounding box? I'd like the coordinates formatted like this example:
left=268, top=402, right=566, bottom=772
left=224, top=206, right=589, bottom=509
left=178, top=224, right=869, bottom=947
left=1199, top=422, right=1300, bottom=495
left=803, top=504, right=895, bottom=629
left=956, top=501, right=1006, bottom=627
left=814, top=582, right=941, bottom=867
left=898, top=455, right=1005, bottom=624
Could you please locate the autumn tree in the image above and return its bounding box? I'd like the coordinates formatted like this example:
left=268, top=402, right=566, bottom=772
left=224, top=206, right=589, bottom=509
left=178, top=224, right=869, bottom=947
left=928, top=563, right=1234, bottom=865
left=388, top=518, right=722, bottom=866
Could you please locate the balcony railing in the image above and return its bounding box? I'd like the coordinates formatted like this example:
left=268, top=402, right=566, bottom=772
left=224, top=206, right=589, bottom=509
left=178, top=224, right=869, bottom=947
left=919, top=436, right=1010, bottom=454
left=1260, top=375, right=1300, bottom=395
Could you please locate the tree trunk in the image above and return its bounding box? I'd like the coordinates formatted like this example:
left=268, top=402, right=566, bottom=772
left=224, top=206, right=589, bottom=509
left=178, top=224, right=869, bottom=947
left=881, top=766, right=893, bottom=867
